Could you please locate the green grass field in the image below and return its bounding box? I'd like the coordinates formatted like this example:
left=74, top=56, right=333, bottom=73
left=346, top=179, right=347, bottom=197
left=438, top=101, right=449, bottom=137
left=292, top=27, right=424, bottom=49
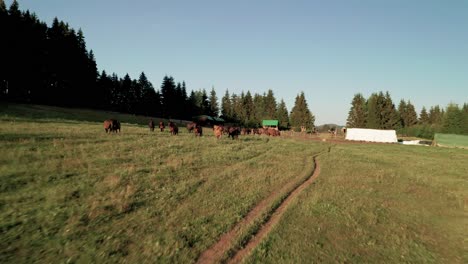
left=434, top=133, right=468, bottom=148
left=248, top=144, right=467, bottom=263
left=1, top=103, right=467, bottom=263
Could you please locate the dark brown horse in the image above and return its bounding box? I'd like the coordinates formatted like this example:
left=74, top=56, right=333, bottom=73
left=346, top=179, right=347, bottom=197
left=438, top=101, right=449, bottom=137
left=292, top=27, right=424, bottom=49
left=228, top=127, right=241, bottom=140
left=194, top=124, right=203, bottom=137
left=168, top=121, right=178, bottom=135
left=149, top=119, right=155, bottom=132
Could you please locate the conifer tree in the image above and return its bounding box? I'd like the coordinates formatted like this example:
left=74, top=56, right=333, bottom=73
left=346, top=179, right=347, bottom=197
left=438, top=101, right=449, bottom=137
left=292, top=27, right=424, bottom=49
left=209, top=87, right=219, bottom=117
left=188, top=90, right=200, bottom=116
left=221, top=90, right=232, bottom=121
left=398, top=99, right=407, bottom=127
left=429, top=105, right=443, bottom=125
left=346, top=93, right=366, bottom=128
left=419, top=106, right=429, bottom=124
left=243, top=91, right=254, bottom=126
left=234, top=92, right=246, bottom=123
left=230, top=93, right=239, bottom=122
left=276, top=99, right=289, bottom=129
left=442, top=103, right=463, bottom=134
left=201, top=89, right=210, bottom=114
left=462, top=103, right=468, bottom=134
left=290, top=92, right=315, bottom=130
left=264, top=89, right=277, bottom=118
left=160, top=76, right=176, bottom=117
left=366, top=93, right=380, bottom=129
left=253, top=93, right=265, bottom=124
left=405, top=100, right=418, bottom=127
left=379, top=92, right=399, bottom=129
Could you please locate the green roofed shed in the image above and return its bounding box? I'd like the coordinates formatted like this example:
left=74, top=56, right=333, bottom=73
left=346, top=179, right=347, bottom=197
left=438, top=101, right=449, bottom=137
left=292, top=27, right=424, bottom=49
left=262, top=120, right=279, bottom=127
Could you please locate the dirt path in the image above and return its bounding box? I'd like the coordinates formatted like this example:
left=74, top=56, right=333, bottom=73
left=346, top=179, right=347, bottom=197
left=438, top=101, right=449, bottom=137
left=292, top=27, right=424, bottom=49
left=197, top=154, right=322, bottom=264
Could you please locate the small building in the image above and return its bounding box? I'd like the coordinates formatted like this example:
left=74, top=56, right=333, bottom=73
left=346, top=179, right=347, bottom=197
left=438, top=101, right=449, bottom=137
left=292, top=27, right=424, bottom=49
left=262, top=120, right=279, bottom=129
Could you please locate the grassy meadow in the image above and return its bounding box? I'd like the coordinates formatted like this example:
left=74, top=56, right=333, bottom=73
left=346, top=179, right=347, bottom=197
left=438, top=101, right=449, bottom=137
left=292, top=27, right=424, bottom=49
left=248, top=143, right=467, bottom=263
left=0, top=103, right=327, bottom=263
left=1, top=103, right=467, bottom=263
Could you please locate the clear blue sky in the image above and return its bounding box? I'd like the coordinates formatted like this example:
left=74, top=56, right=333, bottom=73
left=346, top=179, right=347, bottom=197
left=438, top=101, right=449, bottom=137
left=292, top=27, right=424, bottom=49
left=8, top=0, right=468, bottom=125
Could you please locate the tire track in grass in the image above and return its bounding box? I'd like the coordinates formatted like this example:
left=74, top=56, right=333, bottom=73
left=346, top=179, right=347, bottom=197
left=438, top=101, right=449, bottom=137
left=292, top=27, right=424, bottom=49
left=197, top=151, right=324, bottom=264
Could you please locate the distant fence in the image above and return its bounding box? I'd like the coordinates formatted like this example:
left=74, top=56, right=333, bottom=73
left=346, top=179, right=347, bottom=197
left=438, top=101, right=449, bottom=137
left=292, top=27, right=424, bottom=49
left=433, top=133, right=468, bottom=148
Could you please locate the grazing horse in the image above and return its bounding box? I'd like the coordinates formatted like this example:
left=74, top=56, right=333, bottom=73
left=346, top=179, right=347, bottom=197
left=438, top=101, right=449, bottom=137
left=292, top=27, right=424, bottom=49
left=104, top=119, right=113, bottom=133
left=187, top=122, right=196, bottom=133
left=149, top=119, right=155, bottom=132
left=228, top=127, right=241, bottom=140
left=268, top=128, right=280, bottom=136
left=168, top=121, right=178, bottom=135
left=241, top=128, right=252, bottom=135
left=213, top=125, right=223, bottom=139
left=159, top=121, right=165, bottom=132
left=111, top=119, right=120, bottom=133
left=194, top=124, right=203, bottom=137
left=104, top=119, right=120, bottom=133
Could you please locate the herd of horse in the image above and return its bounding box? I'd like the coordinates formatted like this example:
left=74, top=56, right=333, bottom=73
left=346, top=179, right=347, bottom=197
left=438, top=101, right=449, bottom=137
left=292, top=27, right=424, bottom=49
left=104, top=119, right=281, bottom=139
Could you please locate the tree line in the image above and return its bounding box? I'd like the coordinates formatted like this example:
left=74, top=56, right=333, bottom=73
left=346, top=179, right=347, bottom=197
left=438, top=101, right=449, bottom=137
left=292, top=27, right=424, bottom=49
left=0, top=1, right=315, bottom=129
left=220, top=90, right=314, bottom=129
left=346, top=92, right=468, bottom=137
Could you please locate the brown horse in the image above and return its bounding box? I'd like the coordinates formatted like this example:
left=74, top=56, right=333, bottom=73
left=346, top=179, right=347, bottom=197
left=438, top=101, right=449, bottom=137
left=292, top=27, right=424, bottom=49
left=194, top=124, right=203, bottom=137
left=168, top=121, right=178, bottom=135
left=187, top=122, right=196, bottom=133
left=104, top=119, right=113, bottom=133
left=159, top=121, right=165, bottom=132
left=228, top=127, right=241, bottom=140
left=213, top=125, right=223, bottom=139
left=104, top=119, right=120, bottom=133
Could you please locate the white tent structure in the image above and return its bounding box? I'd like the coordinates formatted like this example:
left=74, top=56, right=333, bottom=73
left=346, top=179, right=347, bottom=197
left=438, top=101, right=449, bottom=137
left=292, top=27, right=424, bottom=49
left=345, top=128, right=398, bottom=143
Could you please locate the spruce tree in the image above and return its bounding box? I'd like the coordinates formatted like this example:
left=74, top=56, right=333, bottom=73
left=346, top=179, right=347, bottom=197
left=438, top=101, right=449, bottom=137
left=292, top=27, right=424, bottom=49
left=234, top=92, right=246, bottom=123
left=221, top=90, right=232, bottom=121
left=380, top=92, right=399, bottom=129
left=346, top=93, right=366, bottom=128
left=405, top=101, right=418, bottom=127
left=188, top=90, right=200, bottom=116
left=264, top=89, right=277, bottom=118
left=398, top=99, right=407, bottom=127
left=462, top=103, right=468, bottom=134
left=209, top=87, right=219, bottom=117
left=366, top=93, right=380, bottom=129
left=201, top=89, right=210, bottom=114
left=243, top=91, right=254, bottom=126
left=429, top=105, right=443, bottom=125
left=253, top=93, right=265, bottom=124
left=230, top=93, right=239, bottom=122
left=121, top=73, right=134, bottom=113
left=419, top=106, right=429, bottom=124
left=276, top=99, right=289, bottom=129
left=290, top=92, right=315, bottom=130
left=442, top=103, right=463, bottom=134
left=160, top=76, right=176, bottom=117
left=138, top=72, right=156, bottom=115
